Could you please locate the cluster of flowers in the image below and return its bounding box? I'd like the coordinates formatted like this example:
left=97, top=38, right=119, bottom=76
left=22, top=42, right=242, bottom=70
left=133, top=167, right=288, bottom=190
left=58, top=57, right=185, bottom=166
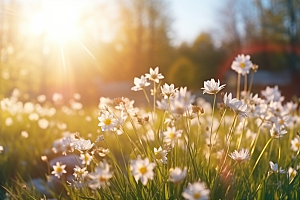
left=3, top=54, right=300, bottom=199
left=46, top=54, right=300, bottom=199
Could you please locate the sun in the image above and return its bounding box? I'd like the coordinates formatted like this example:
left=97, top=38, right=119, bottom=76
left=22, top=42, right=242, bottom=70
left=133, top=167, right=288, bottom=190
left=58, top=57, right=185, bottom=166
left=29, top=0, right=82, bottom=41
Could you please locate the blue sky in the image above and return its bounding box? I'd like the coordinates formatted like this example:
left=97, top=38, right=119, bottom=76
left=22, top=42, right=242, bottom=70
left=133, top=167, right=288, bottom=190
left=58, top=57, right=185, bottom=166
left=170, top=0, right=224, bottom=45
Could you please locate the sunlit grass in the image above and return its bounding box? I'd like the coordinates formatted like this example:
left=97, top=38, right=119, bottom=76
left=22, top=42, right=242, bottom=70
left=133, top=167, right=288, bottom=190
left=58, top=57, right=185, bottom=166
left=1, top=55, right=300, bottom=200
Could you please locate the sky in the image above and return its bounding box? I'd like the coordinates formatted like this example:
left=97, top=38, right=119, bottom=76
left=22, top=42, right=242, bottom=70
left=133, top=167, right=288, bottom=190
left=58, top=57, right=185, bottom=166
left=170, top=0, right=225, bottom=45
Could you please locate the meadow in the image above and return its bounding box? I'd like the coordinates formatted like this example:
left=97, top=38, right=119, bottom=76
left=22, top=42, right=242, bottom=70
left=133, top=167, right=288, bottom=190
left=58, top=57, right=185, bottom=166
left=1, top=54, right=300, bottom=200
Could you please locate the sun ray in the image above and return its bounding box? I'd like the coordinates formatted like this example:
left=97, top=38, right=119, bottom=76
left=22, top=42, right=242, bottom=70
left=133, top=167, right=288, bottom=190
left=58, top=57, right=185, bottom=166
left=59, top=40, right=66, bottom=72
left=76, top=38, right=97, bottom=61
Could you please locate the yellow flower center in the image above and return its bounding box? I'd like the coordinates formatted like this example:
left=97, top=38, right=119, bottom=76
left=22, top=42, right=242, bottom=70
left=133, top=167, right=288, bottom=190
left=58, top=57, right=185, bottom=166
left=240, top=62, right=245, bottom=68
left=139, top=166, right=147, bottom=174
left=193, top=192, right=201, bottom=199
left=56, top=167, right=62, bottom=173
left=104, top=118, right=111, bottom=125
left=169, top=132, right=175, bottom=139
left=85, top=154, right=90, bottom=161
left=296, top=143, right=299, bottom=148
left=155, top=152, right=163, bottom=160
left=279, top=119, right=284, bottom=125
left=99, top=176, right=107, bottom=182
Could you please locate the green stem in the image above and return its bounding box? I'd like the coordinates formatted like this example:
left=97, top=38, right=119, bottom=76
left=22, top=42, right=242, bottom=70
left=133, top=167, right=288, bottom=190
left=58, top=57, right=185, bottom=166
left=237, top=73, right=241, bottom=99
left=207, top=94, right=217, bottom=179
left=250, top=137, right=273, bottom=176
left=248, top=71, right=254, bottom=94
left=239, top=163, right=251, bottom=198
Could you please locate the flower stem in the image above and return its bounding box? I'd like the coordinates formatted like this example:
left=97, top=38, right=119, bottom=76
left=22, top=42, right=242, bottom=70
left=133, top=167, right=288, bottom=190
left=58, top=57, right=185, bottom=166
left=250, top=137, right=273, bottom=176
left=237, top=73, right=241, bottom=99
left=207, top=93, right=217, bottom=180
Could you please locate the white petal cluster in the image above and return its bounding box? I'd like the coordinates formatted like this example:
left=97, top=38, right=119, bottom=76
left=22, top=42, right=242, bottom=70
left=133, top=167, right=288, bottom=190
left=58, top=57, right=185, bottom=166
left=231, top=54, right=253, bottom=75
left=169, top=167, right=187, bottom=183
left=145, top=67, right=164, bottom=83
left=131, top=75, right=150, bottom=91
left=130, top=155, right=156, bottom=185
left=223, top=93, right=248, bottom=119
left=161, top=83, right=177, bottom=99
left=269, top=161, right=285, bottom=173
left=182, top=181, right=210, bottom=200
left=201, top=79, right=225, bottom=95
left=229, top=149, right=250, bottom=163
left=88, top=160, right=113, bottom=189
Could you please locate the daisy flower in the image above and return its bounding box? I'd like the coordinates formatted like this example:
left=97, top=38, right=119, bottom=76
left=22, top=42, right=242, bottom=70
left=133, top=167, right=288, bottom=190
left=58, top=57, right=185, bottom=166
left=270, top=123, right=287, bottom=138
left=201, top=79, right=225, bottom=95
left=291, top=137, right=300, bottom=152
left=80, top=152, right=93, bottom=166
left=182, top=181, right=210, bottom=200
left=169, top=167, right=187, bottom=183
left=161, top=83, right=177, bottom=99
left=223, top=93, right=248, bottom=119
left=231, top=54, right=253, bottom=75
left=145, top=67, right=164, bottom=83
left=154, top=147, right=168, bottom=164
left=73, top=139, right=94, bottom=152
left=131, top=75, right=150, bottom=91
left=163, top=127, right=183, bottom=147
left=51, top=162, right=67, bottom=179
left=73, top=166, right=88, bottom=180
left=130, top=155, right=156, bottom=185
left=88, top=160, right=112, bottom=189
left=269, top=161, right=285, bottom=173
left=229, top=149, right=250, bottom=164
left=98, top=111, right=118, bottom=131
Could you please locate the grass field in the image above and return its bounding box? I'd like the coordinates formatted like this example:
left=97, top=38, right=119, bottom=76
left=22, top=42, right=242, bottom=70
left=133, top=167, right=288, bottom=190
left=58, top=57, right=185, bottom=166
left=1, top=56, right=300, bottom=200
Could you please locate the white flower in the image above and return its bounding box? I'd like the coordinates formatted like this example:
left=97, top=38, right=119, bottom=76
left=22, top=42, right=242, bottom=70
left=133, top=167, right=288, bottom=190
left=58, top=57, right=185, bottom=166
left=154, top=147, right=168, bottom=164
left=29, top=113, right=39, bottom=121
left=163, top=127, right=183, bottom=147
left=73, top=139, right=94, bottom=152
left=98, top=111, right=118, bottom=131
left=41, top=156, right=47, bottom=162
left=51, top=162, right=67, bottom=179
left=37, top=94, right=46, bottom=103
left=131, top=75, right=150, bottom=91
left=229, top=149, right=250, bottom=163
left=261, top=85, right=284, bottom=103
left=80, top=152, right=93, bottom=165
left=201, top=79, right=225, bottom=95
left=145, top=67, right=164, bottom=83
left=0, top=145, right=3, bottom=153
left=130, top=155, right=156, bottom=185
left=5, top=117, right=13, bottom=126
left=182, top=182, right=210, bottom=200
left=52, top=93, right=63, bottom=103
left=88, top=160, right=112, bottom=189
left=223, top=93, right=248, bottom=119
left=288, top=167, right=297, bottom=181
left=38, top=118, right=49, bottom=129
left=161, top=83, right=177, bottom=99
left=269, top=161, right=285, bottom=173
left=73, top=166, right=88, bottom=180
left=21, top=131, right=29, bottom=138
left=231, top=54, right=253, bottom=75
left=169, top=167, right=187, bottom=183
left=291, top=137, right=300, bottom=152
left=270, top=123, right=287, bottom=138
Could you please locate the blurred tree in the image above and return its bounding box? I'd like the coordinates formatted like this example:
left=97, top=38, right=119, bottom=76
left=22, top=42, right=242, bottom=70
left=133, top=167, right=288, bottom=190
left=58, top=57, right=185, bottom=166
left=113, top=0, right=174, bottom=79
left=168, top=56, right=197, bottom=88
